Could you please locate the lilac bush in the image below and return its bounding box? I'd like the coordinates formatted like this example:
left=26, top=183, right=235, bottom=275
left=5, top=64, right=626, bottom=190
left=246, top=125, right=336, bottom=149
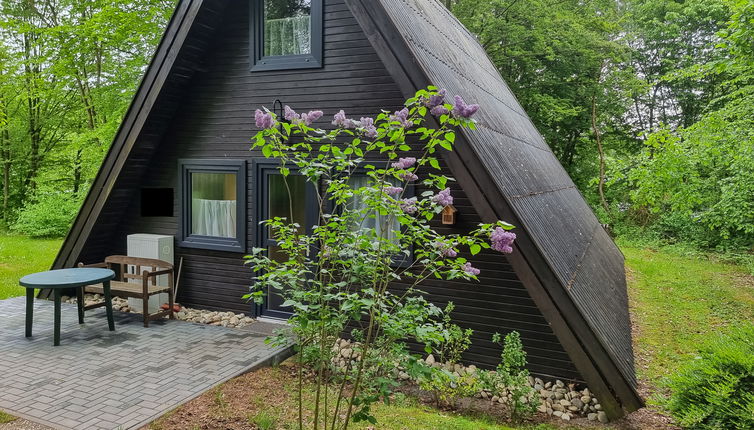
left=245, top=88, right=515, bottom=429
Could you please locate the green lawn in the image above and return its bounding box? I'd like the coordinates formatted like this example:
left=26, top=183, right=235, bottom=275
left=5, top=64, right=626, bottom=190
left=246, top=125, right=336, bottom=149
left=0, top=235, right=63, bottom=300
left=621, top=243, right=754, bottom=384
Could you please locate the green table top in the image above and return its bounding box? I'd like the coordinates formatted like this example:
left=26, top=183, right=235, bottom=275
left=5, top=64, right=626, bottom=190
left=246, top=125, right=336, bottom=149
left=19, top=268, right=115, bottom=289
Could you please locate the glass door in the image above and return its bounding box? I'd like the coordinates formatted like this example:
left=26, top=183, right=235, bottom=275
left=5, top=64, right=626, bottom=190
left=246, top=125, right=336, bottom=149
left=257, top=166, right=318, bottom=319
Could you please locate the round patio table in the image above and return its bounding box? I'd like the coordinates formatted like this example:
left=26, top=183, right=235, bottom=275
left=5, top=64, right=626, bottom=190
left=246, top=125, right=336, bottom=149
left=19, top=268, right=116, bottom=346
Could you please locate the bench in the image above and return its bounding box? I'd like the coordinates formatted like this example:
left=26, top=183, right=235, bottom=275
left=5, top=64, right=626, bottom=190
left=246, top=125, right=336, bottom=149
left=78, top=255, right=175, bottom=327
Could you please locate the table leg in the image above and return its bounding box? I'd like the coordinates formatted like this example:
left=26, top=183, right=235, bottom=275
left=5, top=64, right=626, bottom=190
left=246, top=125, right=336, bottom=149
left=25, top=288, right=34, bottom=338
left=53, top=289, right=61, bottom=346
left=103, top=280, right=115, bottom=331
left=76, top=286, right=84, bottom=324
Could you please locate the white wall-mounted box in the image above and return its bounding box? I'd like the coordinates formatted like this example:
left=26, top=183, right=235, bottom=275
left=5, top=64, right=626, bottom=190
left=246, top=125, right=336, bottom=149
left=126, top=234, right=174, bottom=313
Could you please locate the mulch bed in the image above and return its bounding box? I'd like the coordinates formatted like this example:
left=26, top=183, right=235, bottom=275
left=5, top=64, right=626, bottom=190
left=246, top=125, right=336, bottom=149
left=145, top=360, right=678, bottom=430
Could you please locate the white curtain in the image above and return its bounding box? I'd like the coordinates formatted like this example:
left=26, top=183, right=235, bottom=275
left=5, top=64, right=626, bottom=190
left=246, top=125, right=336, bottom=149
left=348, top=176, right=398, bottom=243
left=192, top=199, right=236, bottom=238
left=265, top=15, right=311, bottom=56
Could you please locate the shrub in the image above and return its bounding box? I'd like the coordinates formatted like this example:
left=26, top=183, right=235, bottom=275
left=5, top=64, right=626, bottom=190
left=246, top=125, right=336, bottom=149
left=479, top=331, right=539, bottom=422
left=666, top=324, right=754, bottom=429
left=435, top=302, right=474, bottom=365
left=419, top=367, right=481, bottom=409
left=245, top=88, right=517, bottom=429
left=11, top=190, right=83, bottom=238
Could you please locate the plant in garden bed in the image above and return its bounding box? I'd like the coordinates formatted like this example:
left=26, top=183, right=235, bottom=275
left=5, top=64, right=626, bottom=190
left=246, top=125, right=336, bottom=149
left=479, top=332, right=540, bottom=422
left=418, top=301, right=478, bottom=409
left=244, top=87, right=517, bottom=430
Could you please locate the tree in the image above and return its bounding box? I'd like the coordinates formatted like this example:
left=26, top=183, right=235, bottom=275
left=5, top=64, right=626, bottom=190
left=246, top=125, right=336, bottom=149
left=0, top=0, right=173, bottom=229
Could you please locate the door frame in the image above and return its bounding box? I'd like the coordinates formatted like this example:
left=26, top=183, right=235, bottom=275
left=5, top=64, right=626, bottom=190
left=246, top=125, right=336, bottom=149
left=252, top=159, right=319, bottom=319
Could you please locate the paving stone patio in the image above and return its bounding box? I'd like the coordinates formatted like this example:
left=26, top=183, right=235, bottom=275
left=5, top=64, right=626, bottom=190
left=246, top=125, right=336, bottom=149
left=0, top=296, right=292, bottom=430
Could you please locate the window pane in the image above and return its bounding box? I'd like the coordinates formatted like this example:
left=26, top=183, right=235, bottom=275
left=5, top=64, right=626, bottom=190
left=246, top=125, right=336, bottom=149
left=347, top=176, right=400, bottom=243
left=269, top=174, right=308, bottom=234
left=264, top=0, right=312, bottom=56
left=191, top=173, right=237, bottom=238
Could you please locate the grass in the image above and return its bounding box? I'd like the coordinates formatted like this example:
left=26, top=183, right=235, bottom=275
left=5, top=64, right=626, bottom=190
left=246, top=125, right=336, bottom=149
left=0, top=410, right=16, bottom=424
left=621, top=241, right=754, bottom=384
left=0, top=234, right=63, bottom=300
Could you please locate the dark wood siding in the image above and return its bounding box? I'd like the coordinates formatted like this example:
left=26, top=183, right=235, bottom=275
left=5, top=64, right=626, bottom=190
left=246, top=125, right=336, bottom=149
left=75, top=0, right=581, bottom=382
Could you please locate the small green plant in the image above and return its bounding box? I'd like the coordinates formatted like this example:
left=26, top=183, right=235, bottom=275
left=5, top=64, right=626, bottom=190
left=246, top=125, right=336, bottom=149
left=0, top=411, right=16, bottom=424
left=419, top=367, right=481, bottom=409
left=212, top=388, right=229, bottom=415
left=436, top=302, right=474, bottom=365
left=249, top=410, right=279, bottom=430
left=665, top=324, right=754, bottom=430
left=479, top=331, right=539, bottom=422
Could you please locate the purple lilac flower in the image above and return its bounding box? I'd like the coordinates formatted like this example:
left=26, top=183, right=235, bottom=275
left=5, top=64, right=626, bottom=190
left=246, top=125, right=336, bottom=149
left=301, top=110, right=323, bottom=126
left=255, top=109, right=276, bottom=129
left=431, top=105, right=450, bottom=116
left=391, top=157, right=417, bottom=170
left=400, top=197, right=418, bottom=215
left=359, top=117, right=378, bottom=138
left=383, top=186, right=404, bottom=196
left=432, top=188, right=453, bottom=207
left=452, top=95, right=480, bottom=118
left=333, top=110, right=356, bottom=129
left=391, top=108, right=413, bottom=128
left=462, top=262, right=480, bottom=276
left=425, top=89, right=447, bottom=108
left=433, top=241, right=458, bottom=258
left=284, top=105, right=299, bottom=121
left=400, top=172, right=419, bottom=182
left=490, top=227, right=516, bottom=254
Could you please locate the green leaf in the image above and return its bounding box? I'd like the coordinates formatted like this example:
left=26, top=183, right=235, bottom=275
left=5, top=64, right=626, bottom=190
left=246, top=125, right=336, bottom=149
left=470, top=244, right=481, bottom=255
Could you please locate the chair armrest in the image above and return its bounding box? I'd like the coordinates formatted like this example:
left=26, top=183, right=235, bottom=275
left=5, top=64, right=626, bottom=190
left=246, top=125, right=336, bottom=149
left=144, top=268, right=173, bottom=278
left=78, top=262, right=108, bottom=268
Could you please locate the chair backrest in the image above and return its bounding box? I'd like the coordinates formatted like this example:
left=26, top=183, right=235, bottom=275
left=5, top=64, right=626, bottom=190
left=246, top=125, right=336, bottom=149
left=104, top=255, right=173, bottom=283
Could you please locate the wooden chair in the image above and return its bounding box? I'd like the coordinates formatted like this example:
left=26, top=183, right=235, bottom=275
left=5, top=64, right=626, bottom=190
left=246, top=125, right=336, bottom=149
left=78, top=255, right=175, bottom=327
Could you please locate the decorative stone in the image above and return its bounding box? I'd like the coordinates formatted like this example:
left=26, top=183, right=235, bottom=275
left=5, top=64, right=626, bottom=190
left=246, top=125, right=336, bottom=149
left=597, top=411, right=608, bottom=423
left=553, top=411, right=563, bottom=418
left=555, top=380, right=565, bottom=388
left=588, top=413, right=598, bottom=421
left=425, top=354, right=435, bottom=365
left=571, top=398, right=584, bottom=408
left=561, top=413, right=571, bottom=421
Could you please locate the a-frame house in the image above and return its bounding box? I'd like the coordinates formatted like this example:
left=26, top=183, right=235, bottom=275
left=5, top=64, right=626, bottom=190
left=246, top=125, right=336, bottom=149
left=51, top=0, right=642, bottom=417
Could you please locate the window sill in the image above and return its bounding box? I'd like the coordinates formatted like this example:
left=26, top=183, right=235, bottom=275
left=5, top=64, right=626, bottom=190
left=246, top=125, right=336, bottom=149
left=179, top=235, right=245, bottom=253
left=250, top=54, right=323, bottom=72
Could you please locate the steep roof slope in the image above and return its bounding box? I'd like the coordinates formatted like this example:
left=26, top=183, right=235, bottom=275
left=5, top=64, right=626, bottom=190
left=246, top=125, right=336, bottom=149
left=345, top=0, right=640, bottom=413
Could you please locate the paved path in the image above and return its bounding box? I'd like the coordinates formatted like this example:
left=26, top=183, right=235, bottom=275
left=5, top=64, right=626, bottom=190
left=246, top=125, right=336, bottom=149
left=0, top=297, right=292, bottom=430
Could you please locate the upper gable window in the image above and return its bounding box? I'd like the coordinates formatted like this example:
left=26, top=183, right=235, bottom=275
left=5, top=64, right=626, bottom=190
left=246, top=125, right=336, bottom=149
left=251, top=0, right=324, bottom=71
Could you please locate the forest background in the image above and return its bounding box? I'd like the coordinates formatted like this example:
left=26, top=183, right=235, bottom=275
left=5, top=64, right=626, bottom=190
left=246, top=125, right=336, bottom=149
left=0, top=0, right=752, bottom=260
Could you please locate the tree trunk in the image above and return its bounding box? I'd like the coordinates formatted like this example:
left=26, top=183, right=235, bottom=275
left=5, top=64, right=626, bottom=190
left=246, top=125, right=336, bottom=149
left=591, top=93, right=609, bottom=214
left=0, top=93, right=10, bottom=222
